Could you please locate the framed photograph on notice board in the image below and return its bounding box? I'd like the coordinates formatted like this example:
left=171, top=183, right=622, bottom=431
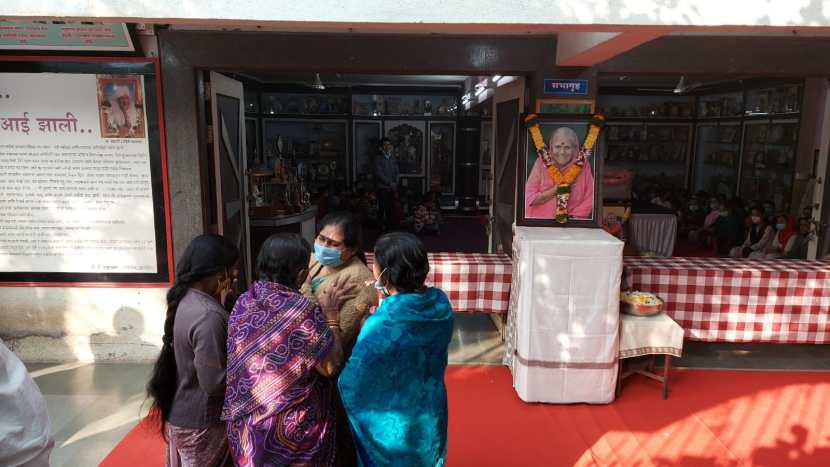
left=517, top=114, right=603, bottom=228
left=536, top=99, right=595, bottom=115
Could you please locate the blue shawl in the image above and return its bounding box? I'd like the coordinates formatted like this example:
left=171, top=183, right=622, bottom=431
left=338, top=287, right=453, bottom=467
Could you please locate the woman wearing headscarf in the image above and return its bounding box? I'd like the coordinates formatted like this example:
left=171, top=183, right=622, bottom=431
left=222, top=233, right=355, bottom=467
left=752, top=215, right=798, bottom=258
left=146, top=234, right=240, bottom=467
left=731, top=206, right=775, bottom=258
left=524, top=127, right=594, bottom=219
left=105, top=85, right=143, bottom=137
left=712, top=200, right=745, bottom=257
left=785, top=219, right=812, bottom=260
left=339, top=232, right=453, bottom=467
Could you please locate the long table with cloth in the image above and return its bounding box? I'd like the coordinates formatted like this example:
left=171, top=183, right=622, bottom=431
left=365, top=252, right=512, bottom=313
left=505, top=227, right=624, bottom=404
left=623, top=256, right=830, bottom=344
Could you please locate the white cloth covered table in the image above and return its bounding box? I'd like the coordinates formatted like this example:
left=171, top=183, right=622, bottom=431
left=629, top=213, right=677, bottom=257
left=505, top=226, right=624, bottom=404
left=619, top=313, right=684, bottom=359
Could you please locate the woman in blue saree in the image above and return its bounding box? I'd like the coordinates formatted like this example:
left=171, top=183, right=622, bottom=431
left=338, top=232, right=453, bottom=467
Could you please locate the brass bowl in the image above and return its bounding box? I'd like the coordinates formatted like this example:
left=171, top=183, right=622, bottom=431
left=620, top=298, right=663, bottom=317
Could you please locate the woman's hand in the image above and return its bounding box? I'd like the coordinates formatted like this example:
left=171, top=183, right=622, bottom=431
left=366, top=281, right=380, bottom=307
left=531, top=185, right=558, bottom=206
left=319, top=275, right=356, bottom=322
left=220, top=277, right=238, bottom=311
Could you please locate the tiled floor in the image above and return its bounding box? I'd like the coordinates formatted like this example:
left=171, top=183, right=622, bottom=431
left=25, top=362, right=153, bottom=467
left=24, top=312, right=830, bottom=466
left=448, top=313, right=505, bottom=365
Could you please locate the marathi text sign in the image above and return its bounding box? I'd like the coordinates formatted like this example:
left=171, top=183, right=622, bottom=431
left=544, top=79, right=589, bottom=96
left=0, top=21, right=134, bottom=51
left=0, top=73, right=157, bottom=274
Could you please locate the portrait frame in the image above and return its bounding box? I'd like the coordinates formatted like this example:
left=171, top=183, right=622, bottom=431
left=516, top=113, right=603, bottom=228
left=96, top=74, right=146, bottom=139
left=535, top=98, right=595, bottom=115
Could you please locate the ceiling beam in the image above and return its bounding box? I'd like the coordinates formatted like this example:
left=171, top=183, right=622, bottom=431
left=556, top=31, right=667, bottom=67
left=5, top=0, right=830, bottom=28
left=596, top=36, right=830, bottom=76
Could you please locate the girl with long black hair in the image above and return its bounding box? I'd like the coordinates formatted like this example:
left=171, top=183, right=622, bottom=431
left=146, top=234, right=239, bottom=467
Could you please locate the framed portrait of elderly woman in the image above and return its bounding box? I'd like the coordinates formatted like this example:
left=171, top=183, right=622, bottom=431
left=516, top=114, right=603, bottom=228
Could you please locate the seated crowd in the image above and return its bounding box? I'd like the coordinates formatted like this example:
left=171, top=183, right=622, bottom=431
left=316, top=183, right=444, bottom=237
left=147, top=212, right=454, bottom=467
left=673, top=191, right=813, bottom=260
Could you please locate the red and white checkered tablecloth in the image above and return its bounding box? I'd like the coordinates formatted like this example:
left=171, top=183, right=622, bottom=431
left=365, top=252, right=512, bottom=314
left=623, top=257, right=830, bottom=344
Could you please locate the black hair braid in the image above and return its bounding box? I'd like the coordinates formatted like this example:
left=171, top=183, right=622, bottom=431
left=145, top=233, right=239, bottom=438
left=161, top=273, right=196, bottom=345
left=146, top=272, right=198, bottom=437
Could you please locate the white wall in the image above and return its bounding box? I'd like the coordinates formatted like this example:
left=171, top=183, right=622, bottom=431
left=0, top=287, right=165, bottom=362
left=3, top=0, right=830, bottom=29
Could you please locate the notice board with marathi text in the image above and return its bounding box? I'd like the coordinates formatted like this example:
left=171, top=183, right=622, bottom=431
left=0, top=58, right=172, bottom=285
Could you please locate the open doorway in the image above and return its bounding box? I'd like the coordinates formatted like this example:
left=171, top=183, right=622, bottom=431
left=201, top=71, right=524, bottom=273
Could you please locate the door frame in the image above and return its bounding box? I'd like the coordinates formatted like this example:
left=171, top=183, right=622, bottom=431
left=209, top=71, right=252, bottom=282
left=489, top=77, right=526, bottom=253
left=814, top=83, right=830, bottom=259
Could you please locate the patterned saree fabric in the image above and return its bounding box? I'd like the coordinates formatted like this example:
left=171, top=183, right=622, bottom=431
left=338, top=287, right=454, bottom=467
left=165, top=423, right=232, bottom=467
left=222, top=281, right=336, bottom=467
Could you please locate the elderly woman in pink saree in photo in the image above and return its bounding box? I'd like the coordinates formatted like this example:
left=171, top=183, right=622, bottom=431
left=524, top=127, right=594, bottom=219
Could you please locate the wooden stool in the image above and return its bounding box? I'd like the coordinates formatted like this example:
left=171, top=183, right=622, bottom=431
left=617, top=354, right=673, bottom=399
left=616, top=312, right=684, bottom=400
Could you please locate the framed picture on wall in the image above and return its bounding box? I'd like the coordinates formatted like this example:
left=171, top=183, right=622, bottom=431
left=353, top=120, right=382, bottom=183
left=516, top=114, right=603, bottom=228
left=536, top=98, right=595, bottom=115
left=384, top=120, right=425, bottom=177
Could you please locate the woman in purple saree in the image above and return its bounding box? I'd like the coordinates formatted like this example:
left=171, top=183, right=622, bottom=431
left=222, top=234, right=355, bottom=467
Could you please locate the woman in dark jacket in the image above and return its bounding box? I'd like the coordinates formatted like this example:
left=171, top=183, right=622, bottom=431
left=146, top=234, right=239, bottom=467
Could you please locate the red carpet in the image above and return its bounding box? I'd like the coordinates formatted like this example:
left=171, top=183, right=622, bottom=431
left=101, top=367, right=830, bottom=467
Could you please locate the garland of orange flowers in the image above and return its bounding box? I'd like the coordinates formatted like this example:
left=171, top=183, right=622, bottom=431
left=525, top=113, right=605, bottom=223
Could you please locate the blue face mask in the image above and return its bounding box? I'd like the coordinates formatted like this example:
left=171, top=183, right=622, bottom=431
left=776, top=223, right=786, bottom=231
left=314, top=242, right=343, bottom=267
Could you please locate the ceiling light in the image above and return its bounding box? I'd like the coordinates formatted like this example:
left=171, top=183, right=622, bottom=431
left=673, top=76, right=686, bottom=94
left=311, top=73, right=326, bottom=91
left=492, top=75, right=503, bottom=84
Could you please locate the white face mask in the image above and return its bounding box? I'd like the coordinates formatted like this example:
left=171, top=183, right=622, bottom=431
left=373, top=267, right=390, bottom=297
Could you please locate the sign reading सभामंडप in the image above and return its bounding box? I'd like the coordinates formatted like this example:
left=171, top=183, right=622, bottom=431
left=0, top=21, right=134, bottom=51
left=0, top=73, right=158, bottom=274
left=544, top=79, right=589, bottom=96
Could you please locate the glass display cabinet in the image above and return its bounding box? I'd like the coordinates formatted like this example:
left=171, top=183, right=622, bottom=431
left=693, top=122, right=742, bottom=196
left=739, top=119, right=798, bottom=206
